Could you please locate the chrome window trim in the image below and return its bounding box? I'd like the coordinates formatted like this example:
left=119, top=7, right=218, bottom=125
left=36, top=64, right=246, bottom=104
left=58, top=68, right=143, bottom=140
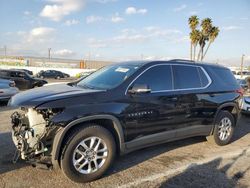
left=125, top=63, right=212, bottom=95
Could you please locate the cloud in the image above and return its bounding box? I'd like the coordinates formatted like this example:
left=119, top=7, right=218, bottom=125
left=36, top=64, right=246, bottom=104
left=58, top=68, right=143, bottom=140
left=40, top=0, right=85, bottom=21
left=24, top=11, right=31, bottom=15
left=222, top=26, right=243, bottom=31
left=86, top=15, right=104, bottom=24
left=53, top=49, right=75, bottom=56
left=173, top=4, right=187, bottom=12
left=64, top=19, right=79, bottom=26
left=111, top=13, right=124, bottom=23
left=125, top=7, right=148, bottom=15
left=240, top=17, right=248, bottom=20
left=88, top=26, right=183, bottom=49
left=27, top=27, right=56, bottom=43
left=189, top=11, right=198, bottom=15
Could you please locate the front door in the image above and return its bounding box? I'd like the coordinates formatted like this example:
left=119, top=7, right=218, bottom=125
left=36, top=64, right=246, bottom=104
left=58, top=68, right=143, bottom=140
left=126, top=64, right=185, bottom=138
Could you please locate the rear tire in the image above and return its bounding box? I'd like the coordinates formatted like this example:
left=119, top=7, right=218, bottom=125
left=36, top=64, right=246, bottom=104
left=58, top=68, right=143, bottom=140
left=61, top=125, right=116, bottom=183
left=207, top=111, right=235, bottom=146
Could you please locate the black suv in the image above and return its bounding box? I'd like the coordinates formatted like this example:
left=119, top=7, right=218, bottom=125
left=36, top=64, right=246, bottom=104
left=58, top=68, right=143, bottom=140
left=37, top=70, right=70, bottom=79
left=9, top=60, right=242, bottom=183
left=0, top=69, right=47, bottom=90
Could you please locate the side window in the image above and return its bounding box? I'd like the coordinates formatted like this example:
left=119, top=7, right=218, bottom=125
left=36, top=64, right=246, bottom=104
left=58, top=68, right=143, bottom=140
left=132, top=65, right=173, bottom=91
left=0, top=71, right=10, bottom=77
left=198, top=67, right=209, bottom=87
left=10, top=72, right=18, bottom=77
left=173, top=65, right=201, bottom=89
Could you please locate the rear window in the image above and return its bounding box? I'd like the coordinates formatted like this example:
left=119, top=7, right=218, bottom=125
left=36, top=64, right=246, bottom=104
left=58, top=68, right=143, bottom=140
left=211, top=67, right=238, bottom=86
left=173, top=65, right=202, bottom=89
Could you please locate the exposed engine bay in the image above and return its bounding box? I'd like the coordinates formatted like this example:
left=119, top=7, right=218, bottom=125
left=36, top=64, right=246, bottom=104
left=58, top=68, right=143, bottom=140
left=11, top=108, right=60, bottom=166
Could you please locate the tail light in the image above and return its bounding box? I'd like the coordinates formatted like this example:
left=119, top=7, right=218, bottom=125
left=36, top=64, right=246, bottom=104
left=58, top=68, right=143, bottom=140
left=236, top=88, right=244, bottom=96
left=9, top=81, right=16, bottom=87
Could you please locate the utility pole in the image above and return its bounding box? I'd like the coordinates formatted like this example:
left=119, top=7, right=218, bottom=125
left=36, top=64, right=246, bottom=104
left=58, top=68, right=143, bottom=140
left=48, top=48, right=51, bottom=60
left=4, top=45, right=7, bottom=58
left=240, top=54, right=245, bottom=78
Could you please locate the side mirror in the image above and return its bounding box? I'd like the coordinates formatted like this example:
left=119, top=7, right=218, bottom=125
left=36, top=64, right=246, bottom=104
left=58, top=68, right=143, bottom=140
left=128, top=84, right=151, bottom=94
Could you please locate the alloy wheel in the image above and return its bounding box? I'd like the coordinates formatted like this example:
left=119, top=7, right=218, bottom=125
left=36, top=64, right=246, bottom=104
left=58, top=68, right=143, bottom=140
left=218, top=117, right=232, bottom=141
left=72, top=136, right=108, bottom=174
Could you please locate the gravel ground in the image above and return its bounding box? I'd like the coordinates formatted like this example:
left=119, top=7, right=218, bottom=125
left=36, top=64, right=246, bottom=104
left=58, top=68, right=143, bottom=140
left=1, top=103, right=250, bottom=187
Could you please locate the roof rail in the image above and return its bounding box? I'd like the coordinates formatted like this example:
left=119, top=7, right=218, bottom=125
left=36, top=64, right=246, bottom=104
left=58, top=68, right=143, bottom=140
left=171, top=59, right=196, bottom=63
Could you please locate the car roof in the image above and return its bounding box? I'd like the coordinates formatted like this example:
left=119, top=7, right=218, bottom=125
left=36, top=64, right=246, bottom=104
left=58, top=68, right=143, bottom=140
left=0, top=69, right=26, bottom=73
left=113, top=59, right=226, bottom=69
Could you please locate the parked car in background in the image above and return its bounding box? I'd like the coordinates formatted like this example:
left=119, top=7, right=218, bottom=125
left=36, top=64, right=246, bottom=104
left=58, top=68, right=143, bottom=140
left=240, top=96, right=250, bottom=114
left=0, top=69, right=47, bottom=90
left=0, top=78, right=19, bottom=101
left=235, top=71, right=250, bottom=79
left=237, top=79, right=248, bottom=90
left=9, top=60, right=242, bottom=183
left=17, top=69, right=33, bottom=75
left=231, top=71, right=237, bottom=75
left=76, top=70, right=95, bottom=79
left=37, top=70, right=70, bottom=79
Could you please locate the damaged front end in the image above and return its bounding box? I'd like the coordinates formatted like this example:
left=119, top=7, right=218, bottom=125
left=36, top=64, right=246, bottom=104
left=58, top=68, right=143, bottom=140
left=11, top=107, right=62, bottom=169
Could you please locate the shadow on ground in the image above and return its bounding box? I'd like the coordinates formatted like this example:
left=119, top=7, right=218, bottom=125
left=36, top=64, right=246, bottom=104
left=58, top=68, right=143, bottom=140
left=106, top=114, right=250, bottom=177
left=233, top=114, right=250, bottom=142
left=160, top=148, right=250, bottom=188
left=0, top=132, right=27, bottom=174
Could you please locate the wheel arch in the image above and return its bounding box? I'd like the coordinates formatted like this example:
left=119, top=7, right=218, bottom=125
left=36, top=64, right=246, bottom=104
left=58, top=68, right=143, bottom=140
left=211, top=102, right=239, bottom=135
left=51, top=114, right=125, bottom=167
left=216, top=102, right=239, bottom=122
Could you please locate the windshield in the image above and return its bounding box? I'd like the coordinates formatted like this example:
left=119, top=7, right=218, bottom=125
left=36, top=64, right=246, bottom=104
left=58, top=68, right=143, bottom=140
left=77, top=65, right=139, bottom=90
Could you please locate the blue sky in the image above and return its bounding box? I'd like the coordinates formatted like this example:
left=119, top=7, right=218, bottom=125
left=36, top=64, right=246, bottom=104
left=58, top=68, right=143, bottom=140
left=0, top=0, right=249, bottom=65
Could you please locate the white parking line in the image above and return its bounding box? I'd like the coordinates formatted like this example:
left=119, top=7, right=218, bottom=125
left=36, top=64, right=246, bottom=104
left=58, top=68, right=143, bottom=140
left=118, top=147, right=250, bottom=188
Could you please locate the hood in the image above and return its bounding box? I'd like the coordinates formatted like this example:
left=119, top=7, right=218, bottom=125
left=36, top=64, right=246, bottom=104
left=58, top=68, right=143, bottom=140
left=9, top=84, right=104, bottom=107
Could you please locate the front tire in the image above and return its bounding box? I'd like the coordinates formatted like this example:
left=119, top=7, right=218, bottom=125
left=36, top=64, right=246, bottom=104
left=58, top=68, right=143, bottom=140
left=61, top=125, right=116, bottom=183
left=207, top=111, right=235, bottom=146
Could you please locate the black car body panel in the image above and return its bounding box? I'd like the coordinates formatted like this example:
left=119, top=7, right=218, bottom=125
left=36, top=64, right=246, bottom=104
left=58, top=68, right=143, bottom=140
left=8, top=60, right=241, bottom=167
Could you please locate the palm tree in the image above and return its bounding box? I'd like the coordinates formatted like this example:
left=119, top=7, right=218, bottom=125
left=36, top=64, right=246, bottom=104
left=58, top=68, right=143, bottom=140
left=196, top=18, right=212, bottom=61
left=202, top=26, right=219, bottom=60
left=190, top=29, right=201, bottom=60
left=188, top=16, right=199, bottom=60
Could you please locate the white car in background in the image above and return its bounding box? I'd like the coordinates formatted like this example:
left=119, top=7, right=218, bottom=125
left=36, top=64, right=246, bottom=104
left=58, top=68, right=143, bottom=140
left=234, top=71, right=250, bottom=79
left=0, top=78, right=19, bottom=102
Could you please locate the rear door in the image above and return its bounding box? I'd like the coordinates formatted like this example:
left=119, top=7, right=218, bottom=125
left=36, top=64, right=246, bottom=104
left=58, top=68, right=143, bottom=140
left=172, top=64, right=212, bottom=136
